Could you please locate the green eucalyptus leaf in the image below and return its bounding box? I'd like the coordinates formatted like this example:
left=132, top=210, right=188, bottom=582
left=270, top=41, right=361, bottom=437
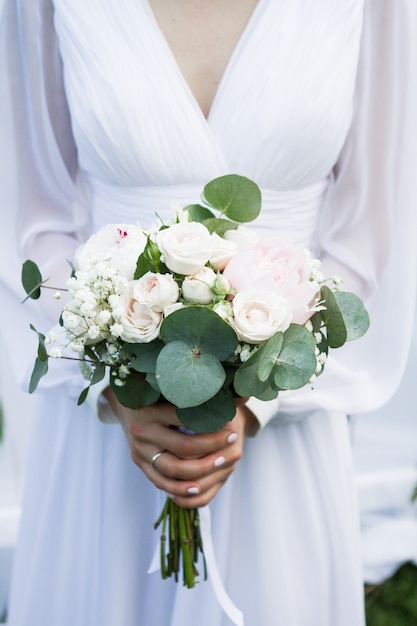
left=283, top=323, right=317, bottom=350
left=334, top=291, right=370, bottom=341
left=156, top=341, right=225, bottom=408
left=29, top=357, right=49, bottom=394
left=77, top=387, right=90, bottom=406
left=270, top=324, right=317, bottom=390
left=22, top=260, right=44, bottom=301
left=90, top=363, right=106, bottom=385
left=176, top=388, right=237, bottom=433
left=319, top=286, right=347, bottom=348
left=257, top=333, right=284, bottom=382
left=202, top=174, right=261, bottom=223
left=185, top=204, right=215, bottom=222
left=160, top=307, right=238, bottom=361
left=145, top=372, right=161, bottom=392
left=202, top=218, right=239, bottom=236
left=309, top=311, right=323, bottom=334
left=233, top=345, right=279, bottom=400
left=111, top=372, right=160, bottom=409
left=272, top=341, right=317, bottom=390
left=30, top=324, right=48, bottom=361
left=126, top=340, right=164, bottom=373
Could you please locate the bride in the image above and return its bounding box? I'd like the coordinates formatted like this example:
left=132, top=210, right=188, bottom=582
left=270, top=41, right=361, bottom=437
left=0, top=1, right=416, bottom=625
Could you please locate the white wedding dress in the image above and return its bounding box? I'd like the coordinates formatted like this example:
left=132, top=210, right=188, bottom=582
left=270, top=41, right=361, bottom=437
left=0, top=1, right=416, bottom=625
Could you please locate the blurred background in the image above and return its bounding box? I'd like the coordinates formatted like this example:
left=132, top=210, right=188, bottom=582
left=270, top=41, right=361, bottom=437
left=0, top=0, right=416, bottom=624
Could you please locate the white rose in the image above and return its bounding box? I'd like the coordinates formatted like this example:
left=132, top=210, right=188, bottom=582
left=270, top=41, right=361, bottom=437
left=119, top=282, right=162, bottom=343
left=223, top=225, right=260, bottom=251
left=209, top=233, right=237, bottom=271
left=163, top=302, right=185, bottom=318
left=156, top=222, right=213, bottom=275
left=74, top=224, right=147, bottom=280
left=182, top=267, right=217, bottom=304
left=133, top=272, right=179, bottom=312
left=231, top=289, right=292, bottom=343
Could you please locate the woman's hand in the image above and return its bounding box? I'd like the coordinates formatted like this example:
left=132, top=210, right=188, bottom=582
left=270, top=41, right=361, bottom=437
left=103, top=388, right=259, bottom=508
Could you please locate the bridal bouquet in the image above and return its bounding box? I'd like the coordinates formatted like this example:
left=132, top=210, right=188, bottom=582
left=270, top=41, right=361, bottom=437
left=22, top=174, right=369, bottom=588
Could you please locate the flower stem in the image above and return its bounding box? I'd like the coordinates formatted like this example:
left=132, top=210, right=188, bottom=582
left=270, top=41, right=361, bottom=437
left=154, top=498, right=206, bottom=588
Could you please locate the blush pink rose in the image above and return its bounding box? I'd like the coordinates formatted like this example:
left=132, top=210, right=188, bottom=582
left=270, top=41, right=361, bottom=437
left=223, top=238, right=320, bottom=325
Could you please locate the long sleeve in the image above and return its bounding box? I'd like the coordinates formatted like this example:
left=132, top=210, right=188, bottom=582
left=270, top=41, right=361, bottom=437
left=315, top=0, right=417, bottom=412
left=0, top=0, right=90, bottom=392
left=252, top=0, right=417, bottom=426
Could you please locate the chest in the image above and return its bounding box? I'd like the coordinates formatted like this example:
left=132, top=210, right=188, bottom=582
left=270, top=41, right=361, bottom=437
left=53, top=0, right=365, bottom=188
left=147, top=0, right=259, bottom=118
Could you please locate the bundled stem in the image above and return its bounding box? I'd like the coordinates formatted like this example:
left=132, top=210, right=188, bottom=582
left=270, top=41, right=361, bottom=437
left=154, top=498, right=206, bottom=588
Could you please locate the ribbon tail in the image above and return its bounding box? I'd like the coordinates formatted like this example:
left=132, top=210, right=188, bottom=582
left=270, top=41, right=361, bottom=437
left=199, top=506, right=245, bottom=626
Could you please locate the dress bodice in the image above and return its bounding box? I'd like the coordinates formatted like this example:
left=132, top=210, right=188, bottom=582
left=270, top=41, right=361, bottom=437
left=53, top=0, right=365, bottom=196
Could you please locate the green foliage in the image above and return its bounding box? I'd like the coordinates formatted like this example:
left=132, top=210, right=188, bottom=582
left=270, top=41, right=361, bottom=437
left=177, top=388, right=237, bottom=433
left=21, top=259, right=44, bottom=301
left=234, top=324, right=317, bottom=399
left=233, top=344, right=279, bottom=400
left=202, top=174, right=261, bottom=223
left=320, top=286, right=370, bottom=348
left=184, top=203, right=215, bottom=222
left=334, top=290, right=370, bottom=341
left=157, top=340, right=226, bottom=408
left=111, top=371, right=160, bottom=409
left=160, top=306, right=238, bottom=361
left=202, top=217, right=239, bottom=236
left=366, top=564, right=417, bottom=626
left=156, top=307, right=238, bottom=414
left=28, top=325, right=49, bottom=393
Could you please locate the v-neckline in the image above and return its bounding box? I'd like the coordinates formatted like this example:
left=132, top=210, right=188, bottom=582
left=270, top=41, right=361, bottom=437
left=143, top=0, right=265, bottom=122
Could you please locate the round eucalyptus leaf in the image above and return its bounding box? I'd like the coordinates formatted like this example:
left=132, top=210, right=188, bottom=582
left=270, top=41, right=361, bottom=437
left=111, top=372, right=160, bottom=409
left=127, top=340, right=164, bottom=373
left=272, top=341, right=317, bottom=390
left=233, top=345, right=279, bottom=400
left=257, top=332, right=284, bottom=382
left=202, top=174, right=261, bottom=223
left=283, top=323, right=316, bottom=350
left=319, top=286, right=347, bottom=348
left=202, top=218, right=239, bottom=236
left=160, top=306, right=238, bottom=361
left=334, top=291, right=370, bottom=341
left=176, top=388, right=237, bottom=433
left=185, top=204, right=215, bottom=222
left=156, top=341, right=226, bottom=408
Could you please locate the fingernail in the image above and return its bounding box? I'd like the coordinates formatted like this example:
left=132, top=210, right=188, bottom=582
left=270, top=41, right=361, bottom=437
left=214, top=456, right=225, bottom=467
left=227, top=433, right=238, bottom=444
left=187, top=487, right=200, bottom=495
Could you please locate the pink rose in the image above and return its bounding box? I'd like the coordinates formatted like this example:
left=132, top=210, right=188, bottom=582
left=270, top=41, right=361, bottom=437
left=223, top=238, right=320, bottom=325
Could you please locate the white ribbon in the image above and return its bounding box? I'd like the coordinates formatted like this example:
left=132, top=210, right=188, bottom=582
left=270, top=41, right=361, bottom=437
left=148, top=504, right=244, bottom=626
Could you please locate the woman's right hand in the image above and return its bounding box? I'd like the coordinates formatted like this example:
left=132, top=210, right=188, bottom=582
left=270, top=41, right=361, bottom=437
left=102, top=388, right=255, bottom=508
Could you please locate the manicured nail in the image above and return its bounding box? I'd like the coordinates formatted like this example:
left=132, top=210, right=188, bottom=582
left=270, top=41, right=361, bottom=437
left=187, top=487, right=200, bottom=495
left=227, top=433, right=238, bottom=444
left=214, top=456, right=225, bottom=467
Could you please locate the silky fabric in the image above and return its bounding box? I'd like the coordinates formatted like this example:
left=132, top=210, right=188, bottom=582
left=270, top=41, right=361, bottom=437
left=0, top=1, right=416, bottom=625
